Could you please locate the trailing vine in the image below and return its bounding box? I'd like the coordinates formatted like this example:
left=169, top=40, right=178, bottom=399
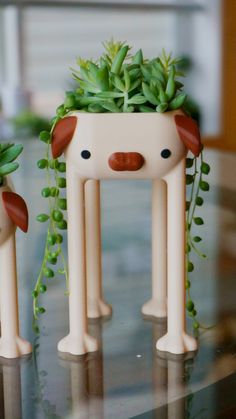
left=33, top=113, right=70, bottom=333
left=185, top=150, right=210, bottom=331
left=33, top=40, right=210, bottom=333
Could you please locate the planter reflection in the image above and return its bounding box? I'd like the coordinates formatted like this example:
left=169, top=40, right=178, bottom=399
left=152, top=320, right=196, bottom=419
left=59, top=319, right=104, bottom=419
left=56, top=318, right=196, bottom=419
left=0, top=356, right=31, bottom=419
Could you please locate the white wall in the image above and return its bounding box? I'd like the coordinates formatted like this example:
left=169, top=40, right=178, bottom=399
left=23, top=7, right=176, bottom=89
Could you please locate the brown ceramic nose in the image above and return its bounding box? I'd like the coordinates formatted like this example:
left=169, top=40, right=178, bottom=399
left=108, top=152, right=144, bottom=171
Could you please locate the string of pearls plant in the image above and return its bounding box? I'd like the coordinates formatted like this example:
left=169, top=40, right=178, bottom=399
left=33, top=121, right=69, bottom=333
left=33, top=40, right=210, bottom=333
left=185, top=153, right=210, bottom=331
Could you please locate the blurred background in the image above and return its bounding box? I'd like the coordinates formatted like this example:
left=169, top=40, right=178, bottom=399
left=0, top=0, right=235, bottom=150
left=0, top=0, right=222, bottom=138
left=0, top=1, right=236, bottom=418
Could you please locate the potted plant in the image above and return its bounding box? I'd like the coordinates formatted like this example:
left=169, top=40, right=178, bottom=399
left=34, top=41, right=210, bottom=355
left=0, top=142, right=32, bottom=358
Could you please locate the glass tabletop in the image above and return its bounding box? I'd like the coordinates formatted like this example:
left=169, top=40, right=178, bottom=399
left=1, top=142, right=236, bottom=419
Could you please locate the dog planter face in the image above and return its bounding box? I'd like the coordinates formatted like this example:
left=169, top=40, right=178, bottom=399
left=52, top=110, right=201, bottom=356
left=52, top=111, right=199, bottom=180
left=0, top=179, right=32, bottom=358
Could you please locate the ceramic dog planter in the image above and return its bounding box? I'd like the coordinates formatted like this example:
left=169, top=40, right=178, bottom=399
left=0, top=178, right=32, bottom=358
left=51, top=110, right=201, bottom=356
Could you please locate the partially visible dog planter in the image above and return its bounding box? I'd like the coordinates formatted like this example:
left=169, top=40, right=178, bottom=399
left=51, top=110, right=201, bottom=356
left=0, top=143, right=32, bottom=359
left=0, top=177, right=32, bottom=358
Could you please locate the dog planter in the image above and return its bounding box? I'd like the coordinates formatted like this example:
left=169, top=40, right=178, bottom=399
left=51, top=110, right=201, bottom=356
left=0, top=178, right=32, bottom=358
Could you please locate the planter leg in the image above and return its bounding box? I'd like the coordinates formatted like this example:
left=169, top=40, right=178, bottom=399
left=142, top=179, right=167, bottom=318
left=85, top=180, right=112, bottom=319
left=0, top=235, right=32, bottom=358
left=156, top=160, right=197, bottom=354
left=58, top=167, right=98, bottom=356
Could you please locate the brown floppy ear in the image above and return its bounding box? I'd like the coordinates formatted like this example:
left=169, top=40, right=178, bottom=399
left=2, top=192, right=29, bottom=233
left=51, top=116, right=77, bottom=158
left=174, top=115, right=202, bottom=157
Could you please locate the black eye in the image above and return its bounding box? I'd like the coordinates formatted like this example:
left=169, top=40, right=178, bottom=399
left=161, top=149, right=171, bottom=159
left=81, top=150, right=91, bottom=159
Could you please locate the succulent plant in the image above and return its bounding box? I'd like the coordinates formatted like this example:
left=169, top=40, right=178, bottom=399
left=0, top=143, right=23, bottom=186
left=63, top=40, right=187, bottom=114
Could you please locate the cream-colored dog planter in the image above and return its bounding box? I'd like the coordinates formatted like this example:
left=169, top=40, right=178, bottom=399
left=51, top=110, right=201, bottom=356
left=0, top=179, right=32, bottom=358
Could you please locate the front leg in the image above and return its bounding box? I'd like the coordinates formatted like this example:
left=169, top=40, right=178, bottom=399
left=156, top=159, right=197, bottom=354
left=142, top=179, right=167, bottom=318
left=0, top=235, right=32, bottom=358
left=85, top=180, right=112, bottom=319
left=58, top=165, right=98, bottom=356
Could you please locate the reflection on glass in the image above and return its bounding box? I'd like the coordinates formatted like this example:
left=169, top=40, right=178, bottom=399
left=151, top=320, right=197, bottom=419
left=33, top=339, right=61, bottom=418
left=9, top=312, right=225, bottom=418
left=53, top=320, right=198, bottom=419
left=0, top=356, right=30, bottom=419
left=58, top=320, right=104, bottom=419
